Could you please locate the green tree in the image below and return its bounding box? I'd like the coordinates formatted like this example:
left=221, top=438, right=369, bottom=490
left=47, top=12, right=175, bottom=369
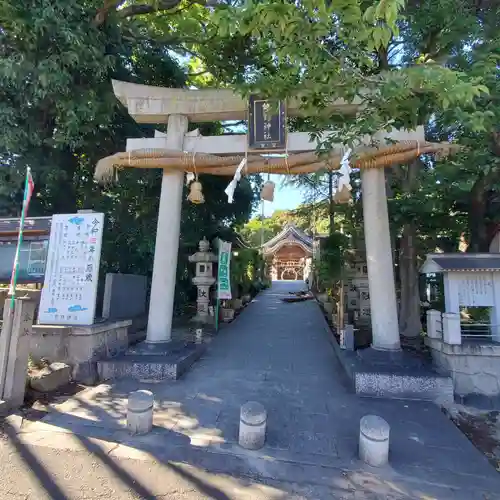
left=211, top=0, right=500, bottom=340
left=0, top=0, right=260, bottom=313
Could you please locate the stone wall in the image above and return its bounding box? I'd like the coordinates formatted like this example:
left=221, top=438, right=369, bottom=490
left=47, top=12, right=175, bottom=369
left=102, top=273, right=148, bottom=320
left=30, top=319, right=131, bottom=384
left=426, top=337, right=500, bottom=397
left=344, top=259, right=371, bottom=321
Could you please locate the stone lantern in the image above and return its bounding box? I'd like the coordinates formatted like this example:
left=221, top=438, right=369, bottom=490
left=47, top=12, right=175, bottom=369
left=188, top=238, right=217, bottom=324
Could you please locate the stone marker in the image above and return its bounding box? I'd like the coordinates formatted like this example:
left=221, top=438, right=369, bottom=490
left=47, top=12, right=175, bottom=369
left=1, top=298, right=36, bottom=408
left=345, top=324, right=355, bottom=350
left=195, top=328, right=203, bottom=344
left=127, top=390, right=154, bottom=435
left=359, top=414, right=390, bottom=467
left=239, top=401, right=267, bottom=450
left=341, top=324, right=355, bottom=351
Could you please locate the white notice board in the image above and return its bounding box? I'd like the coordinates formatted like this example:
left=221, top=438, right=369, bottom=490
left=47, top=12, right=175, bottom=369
left=39, top=213, right=104, bottom=325
left=455, top=272, right=494, bottom=307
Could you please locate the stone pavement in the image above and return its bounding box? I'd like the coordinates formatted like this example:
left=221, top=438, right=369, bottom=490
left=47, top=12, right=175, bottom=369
left=4, top=281, right=500, bottom=499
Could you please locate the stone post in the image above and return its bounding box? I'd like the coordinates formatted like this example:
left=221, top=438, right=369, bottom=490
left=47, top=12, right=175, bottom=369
left=239, top=401, right=267, bottom=450
left=195, top=328, right=203, bottom=344
left=361, top=168, right=400, bottom=351
left=490, top=273, right=500, bottom=343
left=359, top=415, right=390, bottom=467
left=146, top=116, right=188, bottom=344
left=342, top=324, right=355, bottom=351
left=0, top=300, right=14, bottom=396
left=442, top=312, right=461, bottom=345
left=127, top=390, right=154, bottom=435
left=426, top=310, right=442, bottom=339
left=0, top=298, right=35, bottom=407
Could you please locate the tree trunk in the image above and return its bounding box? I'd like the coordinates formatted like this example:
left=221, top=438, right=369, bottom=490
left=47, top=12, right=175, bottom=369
left=399, top=222, right=422, bottom=339
left=398, top=161, right=422, bottom=339
left=468, top=174, right=490, bottom=252
left=49, top=149, right=79, bottom=213
left=328, top=171, right=334, bottom=234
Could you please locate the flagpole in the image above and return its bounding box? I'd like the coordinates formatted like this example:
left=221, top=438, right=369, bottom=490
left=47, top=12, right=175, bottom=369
left=9, top=168, right=31, bottom=310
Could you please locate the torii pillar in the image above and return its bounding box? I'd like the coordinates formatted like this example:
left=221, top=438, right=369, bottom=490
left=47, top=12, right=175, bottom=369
left=361, top=167, right=400, bottom=351
left=146, top=115, right=188, bottom=344
left=110, top=80, right=423, bottom=351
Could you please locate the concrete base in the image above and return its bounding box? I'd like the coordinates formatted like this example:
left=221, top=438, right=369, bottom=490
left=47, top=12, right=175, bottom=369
left=426, top=337, right=500, bottom=399
left=97, top=340, right=206, bottom=382
left=330, top=339, right=453, bottom=403
left=190, top=314, right=215, bottom=326
left=30, top=319, right=132, bottom=384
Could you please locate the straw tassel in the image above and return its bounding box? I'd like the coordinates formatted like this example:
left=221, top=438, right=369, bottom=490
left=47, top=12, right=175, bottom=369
left=260, top=180, right=275, bottom=202
left=187, top=144, right=205, bottom=204
left=188, top=179, right=205, bottom=204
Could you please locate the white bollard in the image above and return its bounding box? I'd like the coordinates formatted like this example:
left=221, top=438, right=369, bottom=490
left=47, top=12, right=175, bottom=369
left=359, top=415, right=390, bottom=467
left=239, top=401, right=267, bottom=450
left=127, top=390, right=154, bottom=435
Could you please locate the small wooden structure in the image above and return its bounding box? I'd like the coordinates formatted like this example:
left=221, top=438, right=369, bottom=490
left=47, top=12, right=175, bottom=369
left=0, top=217, right=51, bottom=284
left=421, top=253, right=500, bottom=342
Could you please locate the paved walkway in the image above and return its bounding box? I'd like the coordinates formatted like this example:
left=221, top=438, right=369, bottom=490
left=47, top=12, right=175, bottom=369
left=3, top=281, right=500, bottom=499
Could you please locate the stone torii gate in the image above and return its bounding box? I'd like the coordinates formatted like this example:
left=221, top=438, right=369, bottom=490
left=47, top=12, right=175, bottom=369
left=97, top=80, right=451, bottom=353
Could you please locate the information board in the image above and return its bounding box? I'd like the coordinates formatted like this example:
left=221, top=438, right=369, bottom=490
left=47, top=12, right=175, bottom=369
left=456, top=272, right=494, bottom=307
left=38, top=213, right=104, bottom=325
left=217, top=240, right=232, bottom=300
left=0, top=240, right=48, bottom=283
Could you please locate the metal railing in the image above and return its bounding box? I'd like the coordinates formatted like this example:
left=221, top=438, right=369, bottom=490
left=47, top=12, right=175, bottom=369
left=435, top=318, right=443, bottom=335
left=460, top=322, right=499, bottom=340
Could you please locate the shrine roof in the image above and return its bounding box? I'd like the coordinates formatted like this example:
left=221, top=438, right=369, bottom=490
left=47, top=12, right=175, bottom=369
left=420, top=253, right=500, bottom=273
left=263, top=223, right=313, bottom=256
left=0, top=216, right=51, bottom=236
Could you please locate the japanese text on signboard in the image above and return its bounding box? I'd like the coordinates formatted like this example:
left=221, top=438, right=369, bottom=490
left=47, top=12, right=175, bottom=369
left=38, top=213, right=104, bottom=325
left=248, top=95, right=286, bottom=150
left=217, top=241, right=232, bottom=300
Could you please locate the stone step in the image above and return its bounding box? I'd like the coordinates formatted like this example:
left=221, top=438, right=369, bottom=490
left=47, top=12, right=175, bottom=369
left=354, top=371, right=454, bottom=403
left=328, top=333, right=454, bottom=403
left=97, top=344, right=205, bottom=382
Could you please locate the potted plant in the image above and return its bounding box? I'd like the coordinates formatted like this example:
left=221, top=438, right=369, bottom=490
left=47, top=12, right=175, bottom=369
left=323, top=289, right=334, bottom=314
left=220, top=300, right=235, bottom=322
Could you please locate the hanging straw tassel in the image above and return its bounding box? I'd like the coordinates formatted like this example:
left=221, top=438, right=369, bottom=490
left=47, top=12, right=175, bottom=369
left=188, top=179, right=205, bottom=204
left=260, top=180, right=275, bottom=202
left=333, top=185, right=352, bottom=204
left=187, top=145, right=204, bottom=204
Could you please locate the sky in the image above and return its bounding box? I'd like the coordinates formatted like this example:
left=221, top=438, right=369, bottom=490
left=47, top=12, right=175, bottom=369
left=260, top=175, right=304, bottom=217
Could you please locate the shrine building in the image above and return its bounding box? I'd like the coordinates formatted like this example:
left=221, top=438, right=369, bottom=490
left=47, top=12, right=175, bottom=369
left=263, top=224, right=313, bottom=281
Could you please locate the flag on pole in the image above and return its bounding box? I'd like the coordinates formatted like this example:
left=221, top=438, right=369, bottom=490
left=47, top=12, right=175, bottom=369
left=25, top=168, right=34, bottom=209
left=9, top=168, right=34, bottom=307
